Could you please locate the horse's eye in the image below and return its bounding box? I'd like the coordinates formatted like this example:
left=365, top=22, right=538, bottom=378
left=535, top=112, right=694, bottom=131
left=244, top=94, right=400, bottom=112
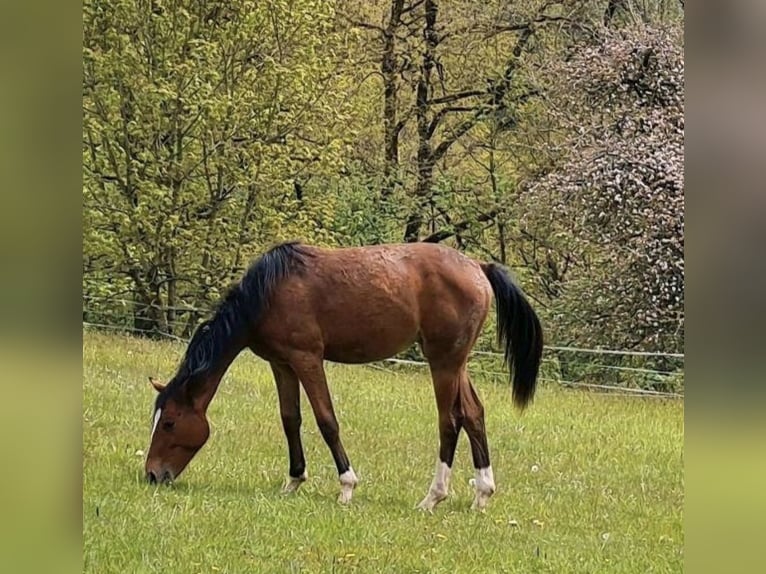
left=162, top=420, right=175, bottom=431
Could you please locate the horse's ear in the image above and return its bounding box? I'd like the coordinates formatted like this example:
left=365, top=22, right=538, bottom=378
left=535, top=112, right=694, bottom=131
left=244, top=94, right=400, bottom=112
left=148, top=377, right=166, bottom=393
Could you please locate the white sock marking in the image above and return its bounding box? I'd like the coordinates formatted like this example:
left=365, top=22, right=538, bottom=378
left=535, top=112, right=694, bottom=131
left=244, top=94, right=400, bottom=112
left=338, top=467, right=358, bottom=504
left=431, top=460, right=451, bottom=497
left=470, top=466, right=496, bottom=511
left=416, top=459, right=451, bottom=511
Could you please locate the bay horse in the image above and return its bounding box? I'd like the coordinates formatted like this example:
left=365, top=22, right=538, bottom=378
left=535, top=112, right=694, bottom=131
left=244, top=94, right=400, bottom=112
left=144, top=241, right=543, bottom=511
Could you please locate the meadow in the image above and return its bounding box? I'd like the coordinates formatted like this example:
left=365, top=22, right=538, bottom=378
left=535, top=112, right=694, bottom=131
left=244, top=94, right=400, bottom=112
left=83, top=330, right=683, bottom=573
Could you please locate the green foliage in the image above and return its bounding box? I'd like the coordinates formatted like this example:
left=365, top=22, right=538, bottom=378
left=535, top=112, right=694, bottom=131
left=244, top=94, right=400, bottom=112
left=83, top=0, right=357, bottom=332
left=313, top=173, right=410, bottom=246
left=82, top=0, right=684, bottom=369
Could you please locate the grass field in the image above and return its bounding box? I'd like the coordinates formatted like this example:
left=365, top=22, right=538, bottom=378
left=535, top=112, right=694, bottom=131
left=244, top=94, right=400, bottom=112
left=83, top=330, right=683, bottom=573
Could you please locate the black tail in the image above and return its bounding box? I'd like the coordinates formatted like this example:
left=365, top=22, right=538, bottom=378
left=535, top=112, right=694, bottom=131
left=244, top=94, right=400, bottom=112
left=481, top=263, right=544, bottom=411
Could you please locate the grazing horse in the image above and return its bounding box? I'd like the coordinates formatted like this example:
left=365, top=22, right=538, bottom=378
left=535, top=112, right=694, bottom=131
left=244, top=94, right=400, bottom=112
left=144, top=241, right=543, bottom=511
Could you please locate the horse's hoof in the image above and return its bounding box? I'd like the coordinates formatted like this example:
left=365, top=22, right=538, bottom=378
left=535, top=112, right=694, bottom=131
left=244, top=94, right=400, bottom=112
left=416, top=490, right=446, bottom=513
left=415, top=502, right=435, bottom=514
left=470, top=488, right=493, bottom=511
left=281, top=472, right=307, bottom=494
left=469, top=469, right=495, bottom=511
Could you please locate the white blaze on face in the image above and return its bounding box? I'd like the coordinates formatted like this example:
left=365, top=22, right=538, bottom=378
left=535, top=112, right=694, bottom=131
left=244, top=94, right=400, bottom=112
left=150, top=408, right=162, bottom=441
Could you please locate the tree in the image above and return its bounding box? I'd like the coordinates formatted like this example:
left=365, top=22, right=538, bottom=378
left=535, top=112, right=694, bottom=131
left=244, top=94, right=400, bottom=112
left=519, top=24, right=684, bottom=352
left=345, top=0, right=589, bottom=244
left=83, top=0, right=354, bottom=335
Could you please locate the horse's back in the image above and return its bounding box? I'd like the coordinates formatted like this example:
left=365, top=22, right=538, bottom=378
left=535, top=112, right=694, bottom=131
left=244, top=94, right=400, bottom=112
left=254, top=242, right=491, bottom=363
left=308, top=241, right=490, bottom=311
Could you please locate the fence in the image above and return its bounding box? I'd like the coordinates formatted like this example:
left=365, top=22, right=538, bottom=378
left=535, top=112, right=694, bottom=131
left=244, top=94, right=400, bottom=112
left=82, top=295, right=684, bottom=399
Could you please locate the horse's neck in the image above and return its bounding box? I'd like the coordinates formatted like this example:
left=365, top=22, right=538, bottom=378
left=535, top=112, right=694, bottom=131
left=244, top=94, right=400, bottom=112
left=193, top=342, right=246, bottom=412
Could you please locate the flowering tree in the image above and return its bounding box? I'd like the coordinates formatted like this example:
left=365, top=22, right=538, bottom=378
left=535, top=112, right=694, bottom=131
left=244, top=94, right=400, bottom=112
left=520, top=25, right=684, bottom=352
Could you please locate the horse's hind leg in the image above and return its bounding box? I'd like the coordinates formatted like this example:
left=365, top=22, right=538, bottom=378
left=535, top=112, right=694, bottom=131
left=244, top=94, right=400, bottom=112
left=460, top=371, right=496, bottom=511
left=417, top=364, right=463, bottom=512
left=290, top=354, right=358, bottom=504
left=269, top=362, right=307, bottom=494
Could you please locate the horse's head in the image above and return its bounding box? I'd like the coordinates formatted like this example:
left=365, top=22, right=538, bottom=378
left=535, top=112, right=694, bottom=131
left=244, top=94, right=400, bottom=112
left=144, top=376, right=210, bottom=484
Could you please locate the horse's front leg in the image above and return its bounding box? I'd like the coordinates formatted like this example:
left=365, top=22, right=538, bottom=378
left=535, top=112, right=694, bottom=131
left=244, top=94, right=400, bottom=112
left=290, top=354, right=358, bottom=504
left=270, top=362, right=307, bottom=494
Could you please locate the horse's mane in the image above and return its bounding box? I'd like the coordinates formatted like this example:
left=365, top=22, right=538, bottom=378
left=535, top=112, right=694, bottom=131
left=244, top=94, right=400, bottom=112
left=156, top=241, right=310, bottom=407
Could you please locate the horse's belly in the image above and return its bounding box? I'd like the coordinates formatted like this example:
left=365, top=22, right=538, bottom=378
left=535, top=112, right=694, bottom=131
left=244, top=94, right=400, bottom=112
left=323, top=339, right=417, bottom=364
left=321, top=313, right=419, bottom=364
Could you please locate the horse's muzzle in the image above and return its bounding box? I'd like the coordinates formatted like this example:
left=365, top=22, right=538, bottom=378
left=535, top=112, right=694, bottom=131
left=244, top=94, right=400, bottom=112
left=146, top=469, right=173, bottom=484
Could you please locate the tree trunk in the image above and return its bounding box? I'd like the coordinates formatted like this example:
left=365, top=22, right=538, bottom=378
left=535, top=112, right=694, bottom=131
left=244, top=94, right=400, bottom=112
left=403, top=0, right=438, bottom=242
left=165, top=246, right=177, bottom=335
left=381, top=0, right=405, bottom=199
left=132, top=271, right=168, bottom=338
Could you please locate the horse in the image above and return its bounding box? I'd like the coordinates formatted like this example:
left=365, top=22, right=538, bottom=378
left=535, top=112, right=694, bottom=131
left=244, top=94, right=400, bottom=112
left=144, top=240, right=543, bottom=511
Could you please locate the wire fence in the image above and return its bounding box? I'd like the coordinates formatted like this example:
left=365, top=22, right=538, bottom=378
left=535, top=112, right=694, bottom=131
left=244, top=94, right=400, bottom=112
left=380, top=358, right=683, bottom=399
left=82, top=295, right=684, bottom=399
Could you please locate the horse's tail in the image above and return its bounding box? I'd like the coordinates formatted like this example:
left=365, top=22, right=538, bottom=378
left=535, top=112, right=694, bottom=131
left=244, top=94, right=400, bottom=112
left=481, top=262, right=544, bottom=411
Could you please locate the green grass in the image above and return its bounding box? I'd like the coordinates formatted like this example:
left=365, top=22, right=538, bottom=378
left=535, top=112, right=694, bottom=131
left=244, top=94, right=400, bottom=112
left=83, top=330, right=683, bottom=573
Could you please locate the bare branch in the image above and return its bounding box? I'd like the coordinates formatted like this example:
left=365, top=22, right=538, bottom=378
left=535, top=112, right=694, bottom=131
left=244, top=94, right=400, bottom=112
left=422, top=210, right=498, bottom=243
left=485, top=23, right=531, bottom=37
left=343, top=17, right=386, bottom=35
left=400, top=0, right=425, bottom=14
left=428, top=90, right=484, bottom=105
left=427, top=106, right=476, bottom=138
left=432, top=111, right=482, bottom=162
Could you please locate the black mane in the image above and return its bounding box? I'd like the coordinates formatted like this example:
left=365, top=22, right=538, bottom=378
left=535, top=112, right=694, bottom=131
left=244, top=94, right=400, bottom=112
left=155, top=241, right=310, bottom=408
